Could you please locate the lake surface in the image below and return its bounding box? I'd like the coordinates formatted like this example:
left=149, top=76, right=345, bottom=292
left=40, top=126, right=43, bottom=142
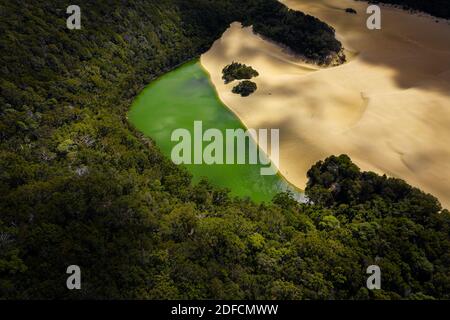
left=128, top=60, right=300, bottom=202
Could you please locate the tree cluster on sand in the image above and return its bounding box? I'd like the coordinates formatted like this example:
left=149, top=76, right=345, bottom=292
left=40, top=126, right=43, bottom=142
left=222, top=62, right=259, bottom=84
left=222, top=62, right=259, bottom=96
left=231, top=80, right=258, bottom=97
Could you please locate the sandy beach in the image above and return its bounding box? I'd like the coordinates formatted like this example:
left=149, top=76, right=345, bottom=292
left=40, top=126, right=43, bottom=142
left=200, top=0, right=450, bottom=208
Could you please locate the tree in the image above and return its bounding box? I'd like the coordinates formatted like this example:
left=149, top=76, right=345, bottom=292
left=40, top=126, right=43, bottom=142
left=222, top=62, right=259, bottom=84
left=232, top=80, right=257, bottom=97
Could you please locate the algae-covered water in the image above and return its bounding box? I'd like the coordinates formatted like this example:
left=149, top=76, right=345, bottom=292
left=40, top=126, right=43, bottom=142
left=128, top=60, right=301, bottom=202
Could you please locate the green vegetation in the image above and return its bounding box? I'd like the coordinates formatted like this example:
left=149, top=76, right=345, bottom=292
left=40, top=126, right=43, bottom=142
left=222, top=62, right=259, bottom=84
left=129, top=60, right=294, bottom=201
left=246, top=1, right=345, bottom=65
left=222, top=62, right=259, bottom=96
left=363, top=0, right=450, bottom=19
left=1, top=0, right=449, bottom=300
left=232, top=80, right=258, bottom=97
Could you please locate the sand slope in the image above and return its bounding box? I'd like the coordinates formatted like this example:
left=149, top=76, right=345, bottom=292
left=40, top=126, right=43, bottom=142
left=200, top=0, right=450, bottom=208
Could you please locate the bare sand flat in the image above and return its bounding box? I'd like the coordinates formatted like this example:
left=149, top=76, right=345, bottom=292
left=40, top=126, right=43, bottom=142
left=200, top=0, right=450, bottom=208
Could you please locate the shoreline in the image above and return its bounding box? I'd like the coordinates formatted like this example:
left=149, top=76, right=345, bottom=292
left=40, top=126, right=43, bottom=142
left=201, top=0, right=450, bottom=208
left=197, top=60, right=306, bottom=198
left=129, top=58, right=305, bottom=202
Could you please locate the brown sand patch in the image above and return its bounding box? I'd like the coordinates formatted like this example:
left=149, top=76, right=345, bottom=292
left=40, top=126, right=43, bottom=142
left=201, top=0, right=450, bottom=207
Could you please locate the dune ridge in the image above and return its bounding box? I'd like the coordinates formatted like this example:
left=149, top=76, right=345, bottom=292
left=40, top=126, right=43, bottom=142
left=200, top=0, right=450, bottom=207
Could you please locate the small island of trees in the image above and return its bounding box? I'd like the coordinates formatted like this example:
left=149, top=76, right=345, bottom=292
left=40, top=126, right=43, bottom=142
left=222, top=62, right=259, bottom=96
left=232, top=80, right=257, bottom=97
left=222, top=62, right=259, bottom=84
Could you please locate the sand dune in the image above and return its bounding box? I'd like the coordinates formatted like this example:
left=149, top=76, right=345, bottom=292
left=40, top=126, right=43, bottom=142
left=200, top=0, right=450, bottom=208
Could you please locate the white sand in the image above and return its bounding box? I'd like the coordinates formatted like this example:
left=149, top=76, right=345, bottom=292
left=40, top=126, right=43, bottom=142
left=200, top=0, right=450, bottom=208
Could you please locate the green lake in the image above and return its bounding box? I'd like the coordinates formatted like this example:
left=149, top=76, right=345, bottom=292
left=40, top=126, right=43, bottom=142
left=128, top=60, right=301, bottom=202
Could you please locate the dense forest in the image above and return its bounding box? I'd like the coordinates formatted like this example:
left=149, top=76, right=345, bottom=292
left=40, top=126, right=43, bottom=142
left=1, top=0, right=449, bottom=299
left=364, top=0, right=450, bottom=19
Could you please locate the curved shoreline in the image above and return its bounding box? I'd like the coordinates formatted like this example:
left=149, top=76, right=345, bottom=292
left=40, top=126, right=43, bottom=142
left=200, top=22, right=363, bottom=195
left=128, top=59, right=304, bottom=202
left=197, top=60, right=305, bottom=197
left=201, top=0, right=450, bottom=208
